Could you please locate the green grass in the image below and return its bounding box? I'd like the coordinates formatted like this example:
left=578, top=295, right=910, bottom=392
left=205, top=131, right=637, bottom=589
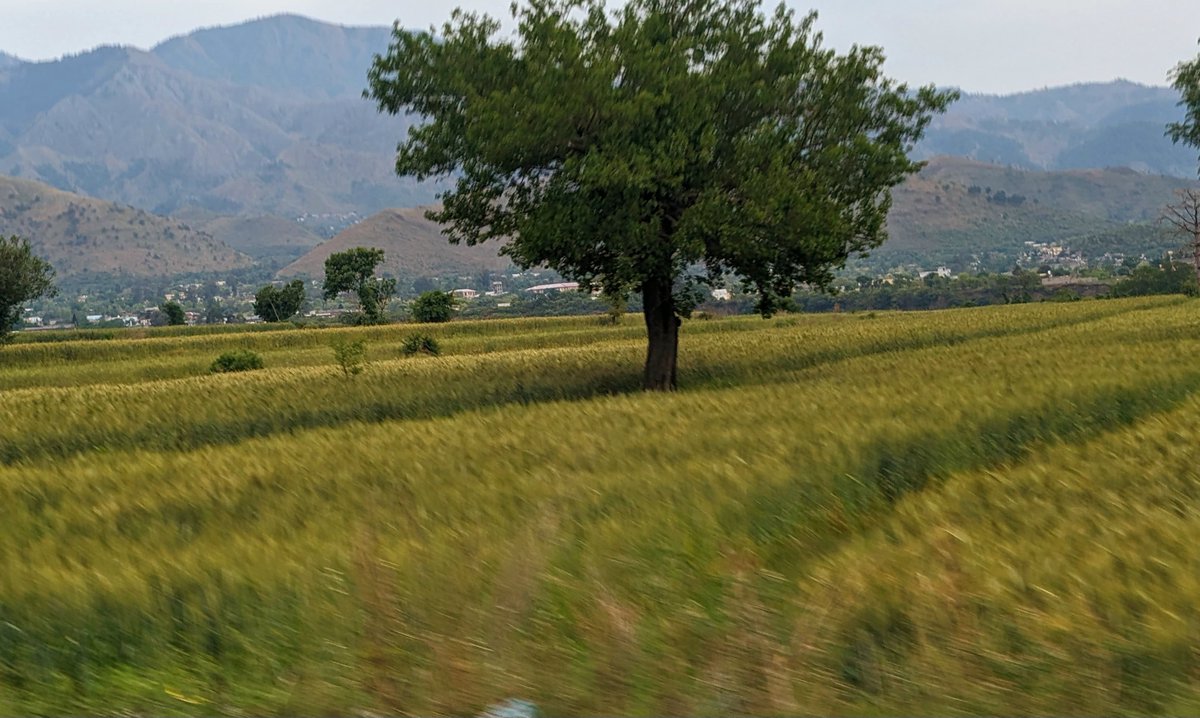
left=2, top=296, right=1200, bottom=714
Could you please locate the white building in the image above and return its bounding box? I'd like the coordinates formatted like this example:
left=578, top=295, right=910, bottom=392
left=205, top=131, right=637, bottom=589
left=525, top=282, right=580, bottom=294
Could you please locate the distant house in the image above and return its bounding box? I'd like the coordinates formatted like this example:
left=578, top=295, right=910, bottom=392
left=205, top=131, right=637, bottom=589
left=711, top=288, right=731, bottom=301
left=451, top=288, right=479, bottom=299
left=918, top=267, right=953, bottom=280
left=525, top=282, right=580, bottom=294
left=85, top=314, right=103, bottom=323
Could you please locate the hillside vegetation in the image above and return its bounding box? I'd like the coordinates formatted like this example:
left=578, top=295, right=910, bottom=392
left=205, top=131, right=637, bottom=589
left=4, top=297, right=1200, bottom=714
left=879, top=156, right=1194, bottom=267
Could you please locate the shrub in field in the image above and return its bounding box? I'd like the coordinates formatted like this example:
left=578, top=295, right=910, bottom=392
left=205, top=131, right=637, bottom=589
left=401, top=333, right=440, bottom=356
left=331, top=339, right=367, bottom=377
left=210, top=349, right=264, bottom=373
left=411, top=291, right=455, bottom=323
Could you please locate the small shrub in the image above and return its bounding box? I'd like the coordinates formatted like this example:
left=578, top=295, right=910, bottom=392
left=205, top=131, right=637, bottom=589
left=331, top=339, right=367, bottom=377
left=210, top=349, right=264, bottom=373
left=401, top=333, right=440, bottom=357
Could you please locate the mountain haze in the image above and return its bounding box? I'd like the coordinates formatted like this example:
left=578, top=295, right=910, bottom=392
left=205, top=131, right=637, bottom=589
left=153, top=14, right=391, bottom=100
left=1, top=16, right=1194, bottom=228
left=916, top=81, right=1195, bottom=177
left=0, top=16, right=438, bottom=218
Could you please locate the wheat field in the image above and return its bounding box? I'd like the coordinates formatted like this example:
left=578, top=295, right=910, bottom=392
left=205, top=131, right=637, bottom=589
left=3, top=296, right=1200, bottom=714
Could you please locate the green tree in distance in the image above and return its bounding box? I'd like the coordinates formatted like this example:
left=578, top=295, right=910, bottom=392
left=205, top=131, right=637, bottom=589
left=367, top=0, right=955, bottom=389
left=159, top=300, right=186, bottom=326
left=1169, top=42, right=1200, bottom=174
left=411, top=290, right=455, bottom=323
left=0, top=235, right=57, bottom=343
left=254, top=280, right=307, bottom=323
left=322, top=247, right=396, bottom=324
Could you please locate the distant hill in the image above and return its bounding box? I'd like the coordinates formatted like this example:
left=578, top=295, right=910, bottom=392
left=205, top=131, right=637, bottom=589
left=876, top=156, right=1196, bottom=269
left=0, top=174, right=252, bottom=278
left=917, top=81, right=1196, bottom=177
left=279, top=207, right=512, bottom=280
left=0, top=52, right=20, bottom=70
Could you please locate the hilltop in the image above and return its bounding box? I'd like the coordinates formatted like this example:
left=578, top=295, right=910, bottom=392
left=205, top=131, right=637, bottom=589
left=0, top=174, right=251, bottom=278
left=279, top=207, right=512, bottom=279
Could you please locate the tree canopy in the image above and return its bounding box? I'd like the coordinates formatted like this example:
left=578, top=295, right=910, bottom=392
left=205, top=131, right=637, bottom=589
left=411, top=290, right=456, bottom=323
left=0, top=235, right=57, bottom=343
left=368, top=0, right=955, bottom=389
left=254, top=280, right=307, bottom=323
left=322, top=247, right=397, bottom=324
left=159, top=300, right=186, bottom=326
left=1169, top=43, right=1200, bottom=174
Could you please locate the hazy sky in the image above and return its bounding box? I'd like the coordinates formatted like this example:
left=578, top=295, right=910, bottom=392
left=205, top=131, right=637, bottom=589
left=1, top=0, right=1197, bottom=94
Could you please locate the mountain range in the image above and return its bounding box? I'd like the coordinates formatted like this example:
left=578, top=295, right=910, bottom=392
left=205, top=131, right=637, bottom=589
left=0, top=15, right=440, bottom=219
left=1, top=14, right=1197, bottom=284
left=1, top=14, right=1195, bottom=223
left=916, top=81, right=1197, bottom=177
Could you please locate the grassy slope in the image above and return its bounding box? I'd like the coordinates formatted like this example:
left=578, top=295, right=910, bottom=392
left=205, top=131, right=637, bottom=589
left=2, top=297, right=1200, bottom=714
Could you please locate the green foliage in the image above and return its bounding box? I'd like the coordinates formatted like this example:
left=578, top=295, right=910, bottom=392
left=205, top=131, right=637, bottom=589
left=253, top=280, right=306, bottom=323
left=0, top=235, right=57, bottom=343
left=1111, top=261, right=1198, bottom=297
left=322, top=247, right=396, bottom=324
left=410, top=290, right=455, bottom=323
left=1168, top=44, right=1200, bottom=174
left=400, top=333, right=441, bottom=356
left=159, top=300, right=186, bottom=326
left=367, top=0, right=954, bottom=387
left=330, top=338, right=367, bottom=377
left=209, top=349, right=264, bottom=373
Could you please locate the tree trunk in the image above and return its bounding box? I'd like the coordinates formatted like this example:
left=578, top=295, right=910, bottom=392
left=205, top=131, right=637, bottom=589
left=642, top=276, right=679, bottom=391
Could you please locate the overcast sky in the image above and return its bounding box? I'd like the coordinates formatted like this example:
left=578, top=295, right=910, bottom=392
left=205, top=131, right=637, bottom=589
left=1, top=0, right=1197, bottom=94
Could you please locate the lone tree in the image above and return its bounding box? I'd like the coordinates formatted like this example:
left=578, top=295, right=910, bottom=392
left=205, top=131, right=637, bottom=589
left=368, top=0, right=954, bottom=390
left=1168, top=42, right=1200, bottom=173
left=254, top=280, right=307, bottom=322
left=322, top=247, right=397, bottom=324
left=0, top=235, right=56, bottom=342
left=411, top=290, right=455, bottom=323
left=159, top=300, right=186, bottom=326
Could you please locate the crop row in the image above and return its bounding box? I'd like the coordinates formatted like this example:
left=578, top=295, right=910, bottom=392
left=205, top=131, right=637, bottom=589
left=0, top=297, right=1186, bottom=465
left=1, top=299, right=1199, bottom=713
